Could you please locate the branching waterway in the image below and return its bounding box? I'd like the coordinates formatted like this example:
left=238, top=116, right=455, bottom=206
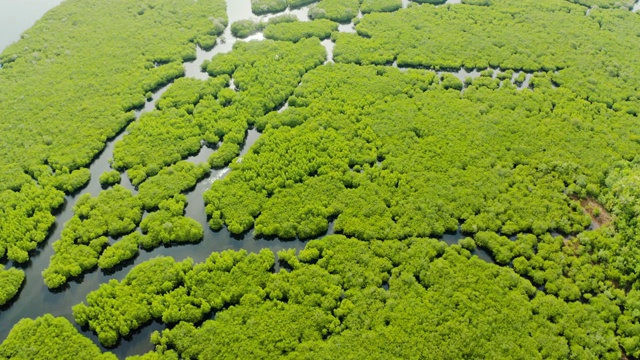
left=0, top=0, right=496, bottom=357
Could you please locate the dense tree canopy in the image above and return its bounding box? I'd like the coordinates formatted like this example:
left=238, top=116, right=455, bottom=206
left=0, top=315, right=116, bottom=359
left=309, top=0, right=361, bottom=22
left=65, top=236, right=626, bottom=358
left=0, top=0, right=227, bottom=264
left=206, top=62, right=640, bottom=240
left=43, top=185, right=143, bottom=288
left=73, top=257, right=195, bottom=347
left=7, top=0, right=640, bottom=358
left=0, top=183, right=64, bottom=263
left=264, top=19, right=338, bottom=42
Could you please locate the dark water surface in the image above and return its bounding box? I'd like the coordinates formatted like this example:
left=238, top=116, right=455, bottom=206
left=1, top=0, right=495, bottom=357
left=0, top=0, right=63, bottom=52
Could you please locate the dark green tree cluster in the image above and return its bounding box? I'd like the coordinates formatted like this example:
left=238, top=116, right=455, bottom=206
left=473, top=229, right=618, bottom=300
left=0, top=266, right=24, bottom=306
left=230, top=20, right=266, bottom=38
left=138, top=161, right=210, bottom=210
left=115, top=39, right=324, bottom=184
left=42, top=185, right=143, bottom=288
left=333, top=0, right=640, bottom=114
left=597, top=165, right=640, bottom=293
left=566, top=0, right=635, bottom=8
left=618, top=289, right=640, bottom=358
left=7, top=0, right=640, bottom=357
left=73, top=257, right=194, bottom=347
left=204, top=63, right=640, bottom=240
left=74, top=249, right=274, bottom=346
left=360, top=0, right=402, bottom=13
left=309, top=0, right=361, bottom=23
left=99, top=170, right=121, bottom=188
left=200, top=38, right=325, bottom=169
left=0, top=183, right=64, bottom=263
left=98, top=232, right=143, bottom=270
left=251, top=0, right=288, bottom=14
left=113, top=108, right=209, bottom=186
left=264, top=19, right=339, bottom=42
left=0, top=0, right=227, bottom=266
left=0, top=315, right=116, bottom=359
left=138, top=196, right=204, bottom=250
left=250, top=0, right=321, bottom=14
left=109, top=236, right=621, bottom=359
left=156, top=76, right=230, bottom=113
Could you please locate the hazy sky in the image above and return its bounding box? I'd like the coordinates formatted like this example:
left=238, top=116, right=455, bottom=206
left=0, top=0, right=62, bottom=52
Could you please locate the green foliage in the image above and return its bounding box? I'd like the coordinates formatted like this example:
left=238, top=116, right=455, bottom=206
left=0, top=0, right=227, bottom=268
left=0, top=0, right=226, bottom=193
left=309, top=0, right=361, bottom=23
left=210, top=63, right=633, bottom=240
left=8, top=0, right=640, bottom=357
left=0, top=315, right=116, bottom=359
left=113, top=76, right=225, bottom=184
left=113, top=108, right=204, bottom=186
left=264, top=19, right=339, bottom=42
left=40, top=168, right=92, bottom=193
left=268, top=14, right=300, bottom=25
left=335, top=1, right=640, bottom=113
left=251, top=0, right=288, bottom=14
left=99, top=170, right=121, bottom=188
left=139, top=197, right=204, bottom=250
left=441, top=73, right=463, bottom=90
left=116, top=39, right=325, bottom=185
left=361, top=0, right=402, bottom=13
left=0, top=267, right=24, bottom=306
left=97, top=232, right=142, bottom=270
left=288, top=0, right=319, bottom=7
left=414, top=0, right=447, bottom=3
left=231, top=20, right=265, bottom=39
left=566, top=0, right=635, bottom=9
left=184, top=249, right=274, bottom=309
left=127, top=236, right=621, bottom=359
left=156, top=76, right=229, bottom=112
left=138, top=161, right=210, bottom=210
left=0, top=184, right=64, bottom=263
left=462, top=0, right=492, bottom=5
left=73, top=257, right=194, bottom=347
left=43, top=185, right=143, bottom=288
left=618, top=289, right=640, bottom=357
left=74, top=249, right=274, bottom=346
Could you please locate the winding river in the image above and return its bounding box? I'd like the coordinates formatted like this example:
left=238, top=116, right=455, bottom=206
left=0, top=0, right=485, bottom=357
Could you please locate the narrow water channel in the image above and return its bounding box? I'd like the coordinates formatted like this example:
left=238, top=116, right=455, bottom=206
left=0, top=0, right=310, bottom=357
left=0, top=0, right=63, bottom=52
left=1, top=1, right=496, bottom=357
